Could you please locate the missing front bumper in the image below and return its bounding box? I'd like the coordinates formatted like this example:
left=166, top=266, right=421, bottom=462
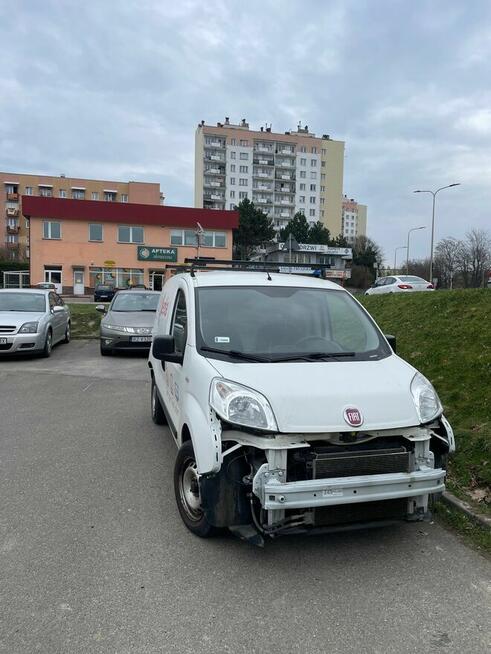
left=253, top=467, right=445, bottom=511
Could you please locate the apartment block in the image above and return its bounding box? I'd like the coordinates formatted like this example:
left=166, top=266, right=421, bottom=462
left=195, top=118, right=345, bottom=236
left=1, top=172, right=164, bottom=259
left=342, top=195, right=367, bottom=243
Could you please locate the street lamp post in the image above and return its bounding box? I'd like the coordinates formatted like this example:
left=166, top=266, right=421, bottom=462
left=394, top=246, right=407, bottom=274
left=406, top=226, right=426, bottom=273
left=413, top=183, right=460, bottom=284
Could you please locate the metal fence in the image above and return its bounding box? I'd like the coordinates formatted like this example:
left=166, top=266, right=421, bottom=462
left=2, top=271, right=30, bottom=288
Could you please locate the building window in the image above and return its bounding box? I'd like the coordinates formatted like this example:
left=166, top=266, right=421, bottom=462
left=321, top=161, right=326, bottom=167
left=300, top=158, right=306, bottom=166
left=239, top=139, right=248, bottom=146
left=59, top=189, right=67, bottom=198
left=299, top=196, right=305, bottom=203
left=171, top=229, right=226, bottom=248
left=239, top=191, right=247, bottom=199
left=320, top=185, right=325, bottom=192
left=321, top=148, right=326, bottom=155
left=300, top=171, right=306, bottom=178
left=320, top=197, right=325, bottom=205
left=90, top=267, right=144, bottom=288
left=299, top=183, right=306, bottom=191
left=43, top=221, right=61, bottom=239
left=311, top=159, right=317, bottom=166
left=230, top=177, right=236, bottom=185
left=120, top=194, right=128, bottom=203
left=7, top=234, right=18, bottom=243
left=230, top=203, right=235, bottom=210
left=310, top=184, right=316, bottom=191
left=39, top=187, right=53, bottom=197
left=239, top=165, right=248, bottom=173
left=312, top=147, right=317, bottom=154
left=239, top=178, right=247, bottom=186
left=311, top=172, right=317, bottom=179
left=309, top=209, right=316, bottom=217
left=89, top=223, right=103, bottom=242
left=25, top=219, right=29, bottom=229
left=92, top=191, right=99, bottom=200
left=230, top=138, right=236, bottom=145
left=230, top=190, right=235, bottom=198
left=230, top=164, right=236, bottom=172
left=118, top=225, right=143, bottom=243
left=321, top=173, right=326, bottom=181
left=230, top=151, right=236, bottom=159
left=310, top=196, right=316, bottom=204
left=300, top=146, right=306, bottom=153
left=72, top=189, right=85, bottom=200
left=239, top=152, right=248, bottom=160
left=25, top=186, right=33, bottom=196
left=104, top=192, right=117, bottom=202
left=321, top=210, right=325, bottom=218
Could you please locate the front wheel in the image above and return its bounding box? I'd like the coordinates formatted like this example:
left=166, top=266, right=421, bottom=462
left=41, top=329, right=52, bottom=357
left=174, top=441, right=214, bottom=537
left=63, top=321, right=71, bottom=344
left=151, top=379, right=167, bottom=425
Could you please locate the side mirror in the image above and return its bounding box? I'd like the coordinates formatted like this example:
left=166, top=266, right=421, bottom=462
left=53, top=305, right=65, bottom=313
left=96, top=304, right=106, bottom=313
left=385, top=334, right=396, bottom=353
left=152, top=335, right=184, bottom=364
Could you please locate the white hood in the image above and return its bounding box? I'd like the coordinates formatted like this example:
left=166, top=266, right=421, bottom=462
left=208, top=354, right=421, bottom=433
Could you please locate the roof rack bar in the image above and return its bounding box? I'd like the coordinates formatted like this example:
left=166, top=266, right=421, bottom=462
left=183, top=258, right=333, bottom=270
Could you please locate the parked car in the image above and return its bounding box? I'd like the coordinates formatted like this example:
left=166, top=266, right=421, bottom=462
left=94, top=283, right=117, bottom=303
left=0, top=289, right=70, bottom=356
left=33, top=282, right=56, bottom=290
left=97, top=290, right=160, bottom=355
left=148, top=269, right=454, bottom=544
left=365, top=275, right=434, bottom=295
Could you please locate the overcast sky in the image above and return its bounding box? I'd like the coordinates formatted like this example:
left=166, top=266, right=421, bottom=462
left=1, top=0, right=490, bottom=262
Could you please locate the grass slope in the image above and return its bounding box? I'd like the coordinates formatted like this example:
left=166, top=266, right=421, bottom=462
left=68, top=303, right=103, bottom=339
left=360, top=289, right=490, bottom=509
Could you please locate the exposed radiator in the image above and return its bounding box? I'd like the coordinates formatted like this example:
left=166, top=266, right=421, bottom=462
left=313, top=446, right=410, bottom=479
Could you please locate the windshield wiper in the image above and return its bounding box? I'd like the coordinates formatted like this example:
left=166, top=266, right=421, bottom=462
left=200, top=346, right=272, bottom=362
left=269, top=351, right=356, bottom=362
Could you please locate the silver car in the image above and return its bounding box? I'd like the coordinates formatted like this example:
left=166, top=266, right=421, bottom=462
left=97, top=290, right=160, bottom=356
left=0, top=289, right=70, bottom=356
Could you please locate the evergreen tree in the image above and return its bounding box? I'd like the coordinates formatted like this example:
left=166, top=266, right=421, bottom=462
left=307, top=221, right=331, bottom=245
left=233, top=198, right=276, bottom=260
left=279, top=212, right=310, bottom=243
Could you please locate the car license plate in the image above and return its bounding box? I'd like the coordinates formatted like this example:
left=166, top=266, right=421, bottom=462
left=131, top=336, right=152, bottom=343
left=0, top=338, right=7, bottom=345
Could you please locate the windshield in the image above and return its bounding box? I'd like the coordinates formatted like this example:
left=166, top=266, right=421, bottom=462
left=196, top=286, right=390, bottom=361
left=110, top=292, right=159, bottom=312
left=97, top=285, right=114, bottom=291
left=0, top=292, right=46, bottom=312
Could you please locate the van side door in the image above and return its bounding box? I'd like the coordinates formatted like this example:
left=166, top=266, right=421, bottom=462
left=162, top=288, right=188, bottom=435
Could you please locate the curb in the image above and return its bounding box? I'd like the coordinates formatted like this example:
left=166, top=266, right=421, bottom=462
left=440, top=491, right=491, bottom=530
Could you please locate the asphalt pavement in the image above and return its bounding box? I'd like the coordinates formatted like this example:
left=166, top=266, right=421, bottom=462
left=0, top=340, right=490, bottom=653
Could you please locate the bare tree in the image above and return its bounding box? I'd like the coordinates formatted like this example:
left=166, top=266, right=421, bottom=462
left=434, top=238, right=460, bottom=288
left=465, top=228, right=491, bottom=287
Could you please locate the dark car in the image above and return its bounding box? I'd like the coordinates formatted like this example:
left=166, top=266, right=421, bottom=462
left=94, top=284, right=117, bottom=303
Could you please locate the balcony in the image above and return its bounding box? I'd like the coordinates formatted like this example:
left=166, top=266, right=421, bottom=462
left=275, top=185, right=294, bottom=193
left=253, top=169, right=274, bottom=179
left=275, top=160, right=294, bottom=168
left=276, top=172, right=294, bottom=181
left=204, top=201, right=225, bottom=210
left=6, top=241, right=18, bottom=249
left=205, top=154, right=225, bottom=162
left=255, top=144, right=274, bottom=153
left=205, top=167, right=225, bottom=175
left=7, top=225, right=20, bottom=234
left=254, top=183, right=272, bottom=191
left=253, top=157, right=274, bottom=166
left=6, top=207, right=19, bottom=216
left=205, top=180, right=223, bottom=188
left=276, top=197, right=294, bottom=205
left=206, top=139, right=225, bottom=149
left=6, top=192, right=19, bottom=201
left=276, top=147, right=295, bottom=155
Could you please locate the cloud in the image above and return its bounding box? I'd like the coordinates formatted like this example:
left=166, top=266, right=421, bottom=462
left=1, top=0, right=490, bottom=264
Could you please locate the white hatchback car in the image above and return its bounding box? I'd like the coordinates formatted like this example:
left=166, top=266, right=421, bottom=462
left=148, top=268, right=454, bottom=544
left=365, top=275, right=435, bottom=295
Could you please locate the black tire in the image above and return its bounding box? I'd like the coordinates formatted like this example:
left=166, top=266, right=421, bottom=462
left=174, top=441, right=214, bottom=538
left=100, top=342, right=112, bottom=356
left=63, top=321, right=71, bottom=344
left=151, top=379, right=167, bottom=425
left=41, top=329, right=53, bottom=358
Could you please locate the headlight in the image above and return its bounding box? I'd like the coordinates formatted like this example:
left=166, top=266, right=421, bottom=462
left=210, top=378, right=278, bottom=431
left=103, top=323, right=124, bottom=331
left=19, top=321, right=38, bottom=333
left=410, top=372, right=443, bottom=423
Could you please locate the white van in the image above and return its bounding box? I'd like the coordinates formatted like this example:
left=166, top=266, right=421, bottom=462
left=148, top=267, right=454, bottom=544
